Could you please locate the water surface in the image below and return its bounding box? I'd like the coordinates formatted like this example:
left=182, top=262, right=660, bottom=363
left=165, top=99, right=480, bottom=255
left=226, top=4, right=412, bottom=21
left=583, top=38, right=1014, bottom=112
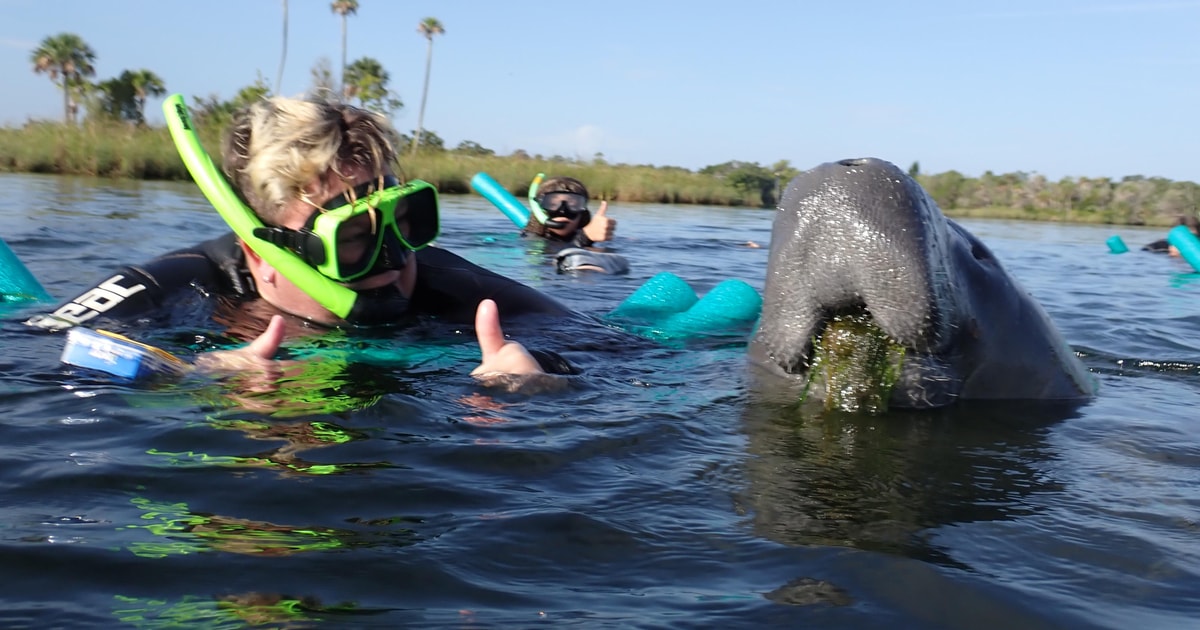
left=1, top=173, right=1198, bottom=628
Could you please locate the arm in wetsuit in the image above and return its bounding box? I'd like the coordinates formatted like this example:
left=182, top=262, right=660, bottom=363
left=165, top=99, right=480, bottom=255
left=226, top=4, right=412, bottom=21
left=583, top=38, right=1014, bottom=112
left=411, top=246, right=582, bottom=375
left=25, top=233, right=252, bottom=331
left=411, top=246, right=576, bottom=322
left=27, top=236, right=580, bottom=375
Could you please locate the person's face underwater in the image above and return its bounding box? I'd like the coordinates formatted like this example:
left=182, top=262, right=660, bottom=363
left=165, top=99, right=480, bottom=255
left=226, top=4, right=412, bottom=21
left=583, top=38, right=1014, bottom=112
left=248, top=167, right=422, bottom=325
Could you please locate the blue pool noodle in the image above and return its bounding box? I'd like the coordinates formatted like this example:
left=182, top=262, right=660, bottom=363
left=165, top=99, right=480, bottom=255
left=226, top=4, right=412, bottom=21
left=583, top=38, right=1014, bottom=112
left=470, top=172, right=530, bottom=228
left=1167, top=225, right=1200, bottom=272
left=0, top=237, right=50, bottom=303
left=1106, top=235, right=1128, bottom=254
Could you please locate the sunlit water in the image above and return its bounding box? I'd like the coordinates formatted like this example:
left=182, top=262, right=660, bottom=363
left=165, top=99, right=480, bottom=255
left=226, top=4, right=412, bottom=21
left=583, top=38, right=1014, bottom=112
left=1, top=172, right=1198, bottom=629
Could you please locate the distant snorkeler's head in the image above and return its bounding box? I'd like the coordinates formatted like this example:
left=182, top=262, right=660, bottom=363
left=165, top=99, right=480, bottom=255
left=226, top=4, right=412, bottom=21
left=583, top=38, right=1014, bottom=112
left=529, top=176, right=592, bottom=236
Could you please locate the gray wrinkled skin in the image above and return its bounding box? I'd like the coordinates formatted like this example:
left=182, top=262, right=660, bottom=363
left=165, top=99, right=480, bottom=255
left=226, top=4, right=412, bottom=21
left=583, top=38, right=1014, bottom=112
left=748, top=157, right=1097, bottom=409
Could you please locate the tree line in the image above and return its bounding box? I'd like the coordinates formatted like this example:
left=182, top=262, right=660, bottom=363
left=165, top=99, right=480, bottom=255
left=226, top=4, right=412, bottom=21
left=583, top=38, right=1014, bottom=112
left=907, top=162, right=1200, bottom=226
left=677, top=161, right=1200, bottom=227
left=20, top=5, right=1199, bottom=226
left=28, top=1, right=445, bottom=153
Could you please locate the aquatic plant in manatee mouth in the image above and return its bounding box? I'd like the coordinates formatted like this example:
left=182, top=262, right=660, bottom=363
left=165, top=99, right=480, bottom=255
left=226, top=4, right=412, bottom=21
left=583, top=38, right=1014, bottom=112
left=803, top=311, right=906, bottom=413
left=749, top=157, right=1096, bottom=411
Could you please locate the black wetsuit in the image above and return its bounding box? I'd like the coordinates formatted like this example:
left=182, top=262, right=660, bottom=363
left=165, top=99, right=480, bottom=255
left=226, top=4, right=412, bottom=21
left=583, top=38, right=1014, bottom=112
left=521, top=230, right=629, bottom=275
left=521, top=225, right=593, bottom=249
left=28, top=232, right=579, bottom=373
left=1143, top=238, right=1171, bottom=253
left=1144, top=225, right=1200, bottom=253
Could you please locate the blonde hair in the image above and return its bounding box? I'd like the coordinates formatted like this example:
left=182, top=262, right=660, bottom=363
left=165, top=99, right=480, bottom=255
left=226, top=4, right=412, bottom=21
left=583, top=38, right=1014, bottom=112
left=221, top=95, right=401, bottom=223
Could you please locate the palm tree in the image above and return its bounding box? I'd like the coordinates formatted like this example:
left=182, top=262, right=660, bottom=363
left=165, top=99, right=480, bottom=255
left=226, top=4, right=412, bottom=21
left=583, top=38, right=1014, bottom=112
left=30, top=33, right=97, bottom=124
left=128, top=70, right=166, bottom=125
left=330, top=0, right=359, bottom=98
left=342, top=57, right=387, bottom=108
left=343, top=57, right=403, bottom=115
left=276, top=0, right=289, bottom=95
left=412, top=17, right=444, bottom=155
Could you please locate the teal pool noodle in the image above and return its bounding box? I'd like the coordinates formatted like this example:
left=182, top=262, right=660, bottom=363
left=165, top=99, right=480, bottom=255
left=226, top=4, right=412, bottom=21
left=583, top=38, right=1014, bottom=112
left=609, top=272, right=698, bottom=320
left=660, top=278, right=762, bottom=336
left=1167, top=225, right=1200, bottom=272
left=471, top=172, right=530, bottom=228
left=0, top=237, right=51, bottom=303
left=608, top=272, right=762, bottom=340
left=1106, top=235, right=1128, bottom=254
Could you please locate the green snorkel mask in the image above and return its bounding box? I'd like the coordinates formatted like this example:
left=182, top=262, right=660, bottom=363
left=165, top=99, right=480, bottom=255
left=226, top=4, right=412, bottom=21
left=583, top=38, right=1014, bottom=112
left=162, top=94, right=437, bottom=324
left=252, top=176, right=440, bottom=283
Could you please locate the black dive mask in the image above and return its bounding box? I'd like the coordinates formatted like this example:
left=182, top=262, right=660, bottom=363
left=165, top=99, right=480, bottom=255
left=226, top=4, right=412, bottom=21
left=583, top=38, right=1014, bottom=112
left=538, top=192, right=588, bottom=219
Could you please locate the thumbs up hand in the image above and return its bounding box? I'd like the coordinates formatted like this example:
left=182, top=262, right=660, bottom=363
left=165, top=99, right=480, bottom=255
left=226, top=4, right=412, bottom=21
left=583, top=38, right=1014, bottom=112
left=471, top=299, right=544, bottom=379
left=582, top=201, right=617, bottom=243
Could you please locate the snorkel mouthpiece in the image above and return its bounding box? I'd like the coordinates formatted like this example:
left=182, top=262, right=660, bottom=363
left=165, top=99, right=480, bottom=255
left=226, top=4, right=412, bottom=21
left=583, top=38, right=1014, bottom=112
left=544, top=216, right=572, bottom=230
left=344, top=284, right=412, bottom=326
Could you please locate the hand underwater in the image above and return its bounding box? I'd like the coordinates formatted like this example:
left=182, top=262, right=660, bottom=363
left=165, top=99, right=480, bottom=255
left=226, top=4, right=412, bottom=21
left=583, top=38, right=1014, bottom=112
left=193, top=314, right=287, bottom=373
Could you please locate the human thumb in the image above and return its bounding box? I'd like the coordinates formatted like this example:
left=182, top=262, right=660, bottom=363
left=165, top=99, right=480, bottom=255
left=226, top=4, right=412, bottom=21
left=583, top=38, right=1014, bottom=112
left=244, top=315, right=286, bottom=359
left=474, top=299, right=506, bottom=359
left=595, top=200, right=608, bottom=216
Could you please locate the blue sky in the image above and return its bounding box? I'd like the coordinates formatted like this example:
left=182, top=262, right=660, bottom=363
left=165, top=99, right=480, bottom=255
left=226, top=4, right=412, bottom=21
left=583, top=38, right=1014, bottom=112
left=3, top=0, right=1198, bottom=182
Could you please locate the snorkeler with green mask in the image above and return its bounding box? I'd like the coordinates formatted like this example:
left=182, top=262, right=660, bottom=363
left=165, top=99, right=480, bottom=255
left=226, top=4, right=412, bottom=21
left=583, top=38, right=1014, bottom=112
left=27, top=95, right=579, bottom=382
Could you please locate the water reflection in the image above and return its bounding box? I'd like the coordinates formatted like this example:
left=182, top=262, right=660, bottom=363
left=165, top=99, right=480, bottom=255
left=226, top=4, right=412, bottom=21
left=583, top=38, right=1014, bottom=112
left=738, top=400, right=1082, bottom=565
left=147, top=416, right=391, bottom=476
left=112, top=591, right=374, bottom=628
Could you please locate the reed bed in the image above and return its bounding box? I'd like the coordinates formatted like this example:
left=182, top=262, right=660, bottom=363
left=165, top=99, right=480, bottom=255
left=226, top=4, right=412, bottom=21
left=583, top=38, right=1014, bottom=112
left=403, top=153, right=756, bottom=206
left=0, top=123, right=762, bottom=207
left=0, top=121, right=212, bottom=181
left=0, top=123, right=1188, bottom=227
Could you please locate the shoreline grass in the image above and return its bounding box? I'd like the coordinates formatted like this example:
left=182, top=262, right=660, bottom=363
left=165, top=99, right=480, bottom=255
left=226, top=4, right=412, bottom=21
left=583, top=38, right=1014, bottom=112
left=1, top=121, right=1191, bottom=229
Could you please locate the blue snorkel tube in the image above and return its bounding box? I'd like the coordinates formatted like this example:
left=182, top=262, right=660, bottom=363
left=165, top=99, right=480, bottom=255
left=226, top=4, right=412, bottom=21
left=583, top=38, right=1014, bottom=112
left=162, top=94, right=360, bottom=319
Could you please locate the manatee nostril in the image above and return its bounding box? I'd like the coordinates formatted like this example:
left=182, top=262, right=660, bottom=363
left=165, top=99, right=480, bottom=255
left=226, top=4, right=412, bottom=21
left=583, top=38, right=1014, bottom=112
left=838, top=158, right=870, bottom=167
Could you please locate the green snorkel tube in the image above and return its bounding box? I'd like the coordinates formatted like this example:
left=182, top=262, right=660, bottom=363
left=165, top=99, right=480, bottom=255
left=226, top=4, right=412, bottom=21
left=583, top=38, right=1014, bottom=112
left=162, top=94, right=357, bottom=319
left=527, top=172, right=550, bottom=224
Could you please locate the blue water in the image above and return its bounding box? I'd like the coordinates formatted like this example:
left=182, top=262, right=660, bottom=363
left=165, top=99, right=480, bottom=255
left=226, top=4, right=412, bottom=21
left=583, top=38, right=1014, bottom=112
left=1, top=172, right=1198, bottom=628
